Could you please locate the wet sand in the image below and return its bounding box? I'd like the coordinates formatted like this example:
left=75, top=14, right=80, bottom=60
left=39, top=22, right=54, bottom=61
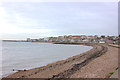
left=3, top=43, right=118, bottom=78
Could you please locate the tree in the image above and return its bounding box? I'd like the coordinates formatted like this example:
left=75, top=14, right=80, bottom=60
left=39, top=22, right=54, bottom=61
left=101, top=35, right=105, bottom=39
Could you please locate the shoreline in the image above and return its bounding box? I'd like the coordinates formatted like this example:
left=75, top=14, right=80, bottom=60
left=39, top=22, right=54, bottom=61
left=2, top=43, right=93, bottom=78
left=3, top=43, right=118, bottom=78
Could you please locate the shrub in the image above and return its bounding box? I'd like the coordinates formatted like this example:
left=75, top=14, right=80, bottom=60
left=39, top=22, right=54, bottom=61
left=109, top=72, right=114, bottom=75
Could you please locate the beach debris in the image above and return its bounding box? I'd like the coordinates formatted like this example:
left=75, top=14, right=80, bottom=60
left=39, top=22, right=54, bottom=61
left=12, top=69, right=27, bottom=72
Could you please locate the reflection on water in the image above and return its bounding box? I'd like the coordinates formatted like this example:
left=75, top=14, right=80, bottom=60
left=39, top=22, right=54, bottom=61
left=1, top=42, right=92, bottom=77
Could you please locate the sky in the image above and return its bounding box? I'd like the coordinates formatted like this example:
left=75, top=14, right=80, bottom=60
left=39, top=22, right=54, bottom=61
left=0, top=0, right=118, bottom=40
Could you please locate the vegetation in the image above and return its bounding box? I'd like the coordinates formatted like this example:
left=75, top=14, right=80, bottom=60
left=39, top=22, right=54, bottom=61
left=109, top=72, right=114, bottom=75
left=101, top=35, right=105, bottom=39
left=115, top=67, right=118, bottom=70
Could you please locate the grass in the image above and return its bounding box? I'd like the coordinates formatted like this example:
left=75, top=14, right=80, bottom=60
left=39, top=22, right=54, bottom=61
left=109, top=72, right=114, bottom=75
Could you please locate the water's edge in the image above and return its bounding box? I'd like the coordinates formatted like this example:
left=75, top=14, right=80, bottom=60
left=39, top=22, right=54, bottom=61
left=2, top=42, right=93, bottom=78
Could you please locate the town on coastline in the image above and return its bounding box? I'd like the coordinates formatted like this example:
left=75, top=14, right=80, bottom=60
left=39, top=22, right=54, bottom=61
left=26, top=35, right=119, bottom=44
left=3, top=35, right=120, bottom=45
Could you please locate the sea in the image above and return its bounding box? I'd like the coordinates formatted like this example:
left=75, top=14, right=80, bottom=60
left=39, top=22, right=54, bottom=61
left=0, top=41, right=93, bottom=78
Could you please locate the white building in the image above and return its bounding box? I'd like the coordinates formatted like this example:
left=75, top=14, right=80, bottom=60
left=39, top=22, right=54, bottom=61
left=44, top=37, right=49, bottom=41
left=27, top=38, right=31, bottom=42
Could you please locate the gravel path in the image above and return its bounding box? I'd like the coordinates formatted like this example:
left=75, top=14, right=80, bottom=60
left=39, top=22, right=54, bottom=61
left=70, top=45, right=118, bottom=78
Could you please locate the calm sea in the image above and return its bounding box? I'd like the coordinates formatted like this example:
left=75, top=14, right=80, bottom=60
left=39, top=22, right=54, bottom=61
left=0, top=41, right=92, bottom=77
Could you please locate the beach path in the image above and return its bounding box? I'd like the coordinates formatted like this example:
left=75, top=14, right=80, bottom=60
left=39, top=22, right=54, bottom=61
left=70, top=45, right=118, bottom=78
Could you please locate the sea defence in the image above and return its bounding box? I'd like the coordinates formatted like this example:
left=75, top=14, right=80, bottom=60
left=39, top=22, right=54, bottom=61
left=3, top=43, right=118, bottom=78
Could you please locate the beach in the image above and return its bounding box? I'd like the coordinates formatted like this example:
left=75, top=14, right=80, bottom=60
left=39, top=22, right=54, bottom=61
left=2, top=42, right=93, bottom=77
left=1, top=0, right=118, bottom=79
left=3, top=43, right=118, bottom=78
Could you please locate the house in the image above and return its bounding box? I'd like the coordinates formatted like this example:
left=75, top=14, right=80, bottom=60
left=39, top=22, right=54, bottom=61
left=44, top=37, right=49, bottom=42
left=51, top=37, right=58, bottom=42
left=99, top=41, right=105, bottom=43
left=82, top=39, right=89, bottom=43
left=87, top=35, right=93, bottom=39
left=31, top=39, right=38, bottom=42
left=94, top=35, right=98, bottom=39
left=70, top=39, right=76, bottom=42
left=57, top=36, right=64, bottom=42
left=81, top=35, right=87, bottom=39
left=27, top=38, right=31, bottom=42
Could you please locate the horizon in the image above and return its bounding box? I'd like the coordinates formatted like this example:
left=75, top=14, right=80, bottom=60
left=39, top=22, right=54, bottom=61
left=0, top=0, right=118, bottom=40
left=2, top=34, right=119, bottom=40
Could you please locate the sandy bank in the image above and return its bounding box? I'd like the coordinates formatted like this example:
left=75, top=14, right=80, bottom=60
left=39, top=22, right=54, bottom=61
left=3, top=43, right=118, bottom=79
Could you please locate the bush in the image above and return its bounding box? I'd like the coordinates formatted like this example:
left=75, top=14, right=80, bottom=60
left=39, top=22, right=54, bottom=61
left=109, top=72, right=114, bottom=75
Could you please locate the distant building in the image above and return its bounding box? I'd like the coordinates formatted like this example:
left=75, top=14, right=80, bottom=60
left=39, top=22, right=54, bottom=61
left=44, top=37, right=49, bottom=42
left=82, top=39, right=89, bottom=43
left=50, top=37, right=58, bottom=42
left=99, top=39, right=106, bottom=43
left=87, top=35, right=93, bottom=39
left=31, top=39, right=38, bottom=42
left=81, top=35, right=87, bottom=39
left=27, top=38, right=31, bottom=42
left=70, top=39, right=76, bottom=42
left=94, top=35, right=98, bottom=39
left=99, top=41, right=105, bottom=44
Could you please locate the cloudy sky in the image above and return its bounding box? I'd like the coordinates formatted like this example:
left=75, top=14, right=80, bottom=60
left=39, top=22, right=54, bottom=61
left=0, top=0, right=118, bottom=40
